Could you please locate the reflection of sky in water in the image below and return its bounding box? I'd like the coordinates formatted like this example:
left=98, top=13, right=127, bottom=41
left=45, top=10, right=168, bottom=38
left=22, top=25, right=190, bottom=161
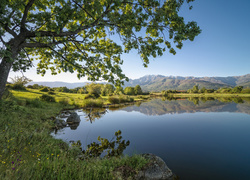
left=53, top=99, right=250, bottom=180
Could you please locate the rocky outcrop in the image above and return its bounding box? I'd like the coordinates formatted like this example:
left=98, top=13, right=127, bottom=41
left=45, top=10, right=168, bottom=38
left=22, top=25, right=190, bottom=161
left=136, top=154, right=176, bottom=180
left=113, top=153, right=176, bottom=180
left=66, top=112, right=80, bottom=123
left=66, top=112, right=81, bottom=130
left=54, top=118, right=67, bottom=128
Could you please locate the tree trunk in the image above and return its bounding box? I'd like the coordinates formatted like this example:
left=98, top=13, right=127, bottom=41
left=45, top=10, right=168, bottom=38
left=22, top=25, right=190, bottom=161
left=0, top=57, right=13, bottom=100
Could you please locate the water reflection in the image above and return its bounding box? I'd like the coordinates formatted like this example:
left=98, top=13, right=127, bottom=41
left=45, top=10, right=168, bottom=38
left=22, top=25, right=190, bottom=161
left=117, top=97, right=250, bottom=116
left=84, top=108, right=108, bottom=123
left=53, top=97, right=250, bottom=180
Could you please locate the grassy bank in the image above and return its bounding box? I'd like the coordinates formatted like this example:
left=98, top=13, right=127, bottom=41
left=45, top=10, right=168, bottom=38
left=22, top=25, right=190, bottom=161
left=0, top=89, right=148, bottom=179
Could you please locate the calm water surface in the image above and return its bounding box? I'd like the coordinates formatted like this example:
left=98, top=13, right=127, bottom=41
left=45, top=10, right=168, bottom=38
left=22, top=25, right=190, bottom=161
left=53, top=98, right=250, bottom=180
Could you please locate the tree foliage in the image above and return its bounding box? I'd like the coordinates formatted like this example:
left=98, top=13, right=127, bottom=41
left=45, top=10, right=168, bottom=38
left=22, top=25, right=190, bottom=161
left=134, top=85, right=143, bottom=95
left=124, top=86, right=135, bottom=95
left=0, top=0, right=201, bottom=99
left=85, top=83, right=102, bottom=98
left=9, top=75, right=32, bottom=90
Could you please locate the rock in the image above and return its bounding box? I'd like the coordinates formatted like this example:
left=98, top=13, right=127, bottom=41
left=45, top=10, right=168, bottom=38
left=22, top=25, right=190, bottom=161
left=66, top=112, right=80, bottom=123
left=136, top=153, right=176, bottom=180
left=54, top=118, right=67, bottom=128
left=60, top=110, right=71, bottom=118
left=68, top=122, right=80, bottom=130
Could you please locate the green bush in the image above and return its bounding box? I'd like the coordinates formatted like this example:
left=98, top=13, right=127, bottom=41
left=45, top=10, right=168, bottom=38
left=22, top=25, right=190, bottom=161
left=81, top=99, right=103, bottom=108
left=39, top=94, right=55, bottom=102
left=108, top=96, right=120, bottom=104
left=241, top=88, right=250, bottom=94
left=48, top=91, right=56, bottom=95
left=10, top=83, right=26, bottom=90
left=119, top=95, right=134, bottom=103
left=40, top=87, right=50, bottom=92
left=84, top=94, right=96, bottom=99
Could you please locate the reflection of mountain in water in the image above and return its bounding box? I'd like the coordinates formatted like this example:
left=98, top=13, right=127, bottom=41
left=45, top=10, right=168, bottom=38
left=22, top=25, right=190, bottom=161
left=120, top=99, right=250, bottom=116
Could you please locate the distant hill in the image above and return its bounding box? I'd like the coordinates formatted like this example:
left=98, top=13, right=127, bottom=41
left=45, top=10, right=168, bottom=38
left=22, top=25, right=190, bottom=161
left=124, top=74, right=250, bottom=92
left=27, top=81, right=88, bottom=89
left=27, top=74, right=250, bottom=91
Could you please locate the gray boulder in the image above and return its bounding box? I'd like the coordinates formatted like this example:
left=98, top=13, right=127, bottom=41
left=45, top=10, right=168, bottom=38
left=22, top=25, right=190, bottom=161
left=54, top=118, right=67, bottom=128
left=136, top=153, right=176, bottom=180
left=66, top=112, right=80, bottom=123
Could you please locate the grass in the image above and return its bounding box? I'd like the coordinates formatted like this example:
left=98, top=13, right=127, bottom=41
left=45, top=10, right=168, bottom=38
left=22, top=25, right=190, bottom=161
left=0, top=89, right=148, bottom=179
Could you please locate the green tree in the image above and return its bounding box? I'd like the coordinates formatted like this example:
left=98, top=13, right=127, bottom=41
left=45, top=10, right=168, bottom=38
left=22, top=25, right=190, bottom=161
left=10, top=76, right=32, bottom=90
left=134, top=85, right=143, bottom=95
left=124, top=86, right=135, bottom=95
left=101, top=84, right=115, bottom=96
left=192, top=85, right=199, bottom=93
left=232, top=86, right=243, bottom=93
left=0, top=0, right=201, bottom=99
left=114, top=86, right=124, bottom=95
left=85, top=83, right=102, bottom=98
left=199, top=87, right=206, bottom=93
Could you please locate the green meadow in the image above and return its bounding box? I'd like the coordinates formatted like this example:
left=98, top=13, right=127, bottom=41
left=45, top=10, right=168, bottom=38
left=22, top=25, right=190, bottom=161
left=0, top=89, right=148, bottom=179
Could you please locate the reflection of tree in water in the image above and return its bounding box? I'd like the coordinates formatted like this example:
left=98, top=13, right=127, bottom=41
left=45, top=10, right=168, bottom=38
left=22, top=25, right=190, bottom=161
left=83, top=108, right=108, bottom=123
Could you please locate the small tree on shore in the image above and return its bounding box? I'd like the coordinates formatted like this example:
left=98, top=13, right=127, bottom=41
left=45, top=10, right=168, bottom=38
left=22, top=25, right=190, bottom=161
left=10, top=76, right=32, bottom=90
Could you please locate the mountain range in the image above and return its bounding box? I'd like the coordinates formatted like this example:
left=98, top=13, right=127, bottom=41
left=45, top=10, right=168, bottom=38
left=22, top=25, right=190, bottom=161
left=27, top=74, right=250, bottom=92
left=124, top=74, right=250, bottom=91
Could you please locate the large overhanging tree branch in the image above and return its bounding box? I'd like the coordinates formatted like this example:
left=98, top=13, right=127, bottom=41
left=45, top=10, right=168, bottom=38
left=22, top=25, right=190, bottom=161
left=0, top=0, right=201, bottom=99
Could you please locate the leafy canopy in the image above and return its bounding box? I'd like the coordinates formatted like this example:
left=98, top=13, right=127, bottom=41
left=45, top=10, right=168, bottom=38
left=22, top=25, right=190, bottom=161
left=0, top=0, right=201, bottom=86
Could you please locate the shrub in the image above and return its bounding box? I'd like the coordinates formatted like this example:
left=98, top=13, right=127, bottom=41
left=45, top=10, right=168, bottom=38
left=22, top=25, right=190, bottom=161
left=39, top=94, right=55, bottom=102
left=108, top=96, right=120, bottom=104
left=9, top=76, right=31, bottom=90
left=119, top=95, right=134, bottom=103
left=11, top=83, right=26, bottom=90
left=48, top=91, right=56, bottom=95
left=81, top=99, right=103, bottom=108
left=242, top=88, right=250, bottom=94
left=84, top=94, right=96, bottom=99
left=40, top=87, right=50, bottom=92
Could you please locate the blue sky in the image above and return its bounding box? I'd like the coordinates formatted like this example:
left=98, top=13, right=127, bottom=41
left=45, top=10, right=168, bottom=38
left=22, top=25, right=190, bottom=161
left=9, top=0, right=250, bottom=82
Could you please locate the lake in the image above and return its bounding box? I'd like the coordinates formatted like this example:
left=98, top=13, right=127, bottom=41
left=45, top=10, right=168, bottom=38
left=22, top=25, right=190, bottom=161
left=53, top=97, right=250, bottom=180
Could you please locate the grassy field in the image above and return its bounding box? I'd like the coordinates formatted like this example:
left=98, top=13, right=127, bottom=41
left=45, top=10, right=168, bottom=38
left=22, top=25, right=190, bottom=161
left=0, top=89, right=148, bottom=179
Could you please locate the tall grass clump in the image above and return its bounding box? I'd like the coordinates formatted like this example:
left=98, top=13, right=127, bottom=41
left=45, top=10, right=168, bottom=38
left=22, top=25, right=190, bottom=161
left=81, top=99, right=104, bottom=108
left=108, top=96, right=120, bottom=104
left=25, top=98, right=44, bottom=108
left=119, top=95, right=134, bottom=103
left=108, top=95, right=134, bottom=104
